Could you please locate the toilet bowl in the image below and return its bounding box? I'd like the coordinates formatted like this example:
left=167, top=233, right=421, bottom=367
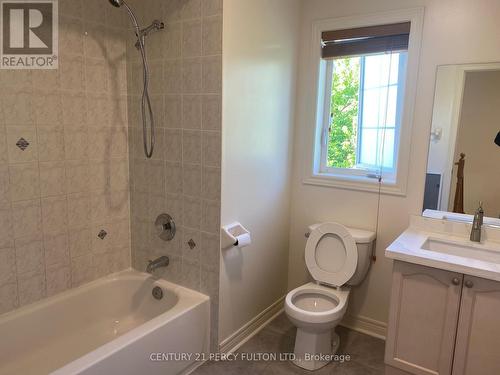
left=285, top=222, right=375, bottom=371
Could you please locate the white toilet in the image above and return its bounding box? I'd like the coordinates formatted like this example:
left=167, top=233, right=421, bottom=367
left=285, top=222, right=376, bottom=371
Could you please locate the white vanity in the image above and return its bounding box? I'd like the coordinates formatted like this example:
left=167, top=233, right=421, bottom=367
left=384, top=215, right=500, bottom=375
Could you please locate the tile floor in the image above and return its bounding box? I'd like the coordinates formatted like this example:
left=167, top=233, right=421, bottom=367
left=194, top=313, right=385, bottom=374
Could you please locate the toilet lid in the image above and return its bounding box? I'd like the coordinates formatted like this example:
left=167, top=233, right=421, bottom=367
left=305, top=222, right=358, bottom=287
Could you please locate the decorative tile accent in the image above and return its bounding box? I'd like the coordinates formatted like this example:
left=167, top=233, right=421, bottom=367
left=16, top=138, right=30, bottom=151
left=97, top=229, right=107, bottom=240
left=187, top=238, right=196, bottom=249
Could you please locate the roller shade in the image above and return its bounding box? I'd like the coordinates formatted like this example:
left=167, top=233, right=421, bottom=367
left=321, top=22, right=411, bottom=59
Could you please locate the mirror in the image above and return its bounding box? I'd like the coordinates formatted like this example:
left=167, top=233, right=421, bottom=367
left=423, top=63, right=500, bottom=224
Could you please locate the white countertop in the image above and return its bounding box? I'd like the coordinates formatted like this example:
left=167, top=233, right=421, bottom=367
left=386, top=216, right=500, bottom=282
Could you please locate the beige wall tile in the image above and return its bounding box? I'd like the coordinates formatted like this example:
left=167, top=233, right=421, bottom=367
left=60, top=55, right=85, bottom=91
left=202, top=131, right=221, bottom=167
left=182, top=130, right=201, bottom=163
left=183, top=195, right=201, bottom=229
left=41, top=196, right=68, bottom=235
left=202, top=167, right=221, bottom=200
left=33, top=94, right=62, bottom=126
left=202, top=16, right=222, bottom=56
left=182, top=58, right=202, bottom=93
left=0, top=248, right=16, bottom=285
left=0, top=208, right=14, bottom=248
left=202, top=55, right=222, bottom=94
left=182, top=0, right=201, bottom=20
left=12, top=199, right=42, bottom=239
left=44, top=233, right=70, bottom=267
left=202, top=0, right=222, bottom=17
left=46, top=264, right=71, bottom=297
left=0, top=7, right=135, bottom=315
left=201, top=94, right=221, bottom=131
left=162, top=23, right=182, bottom=59
left=183, top=20, right=202, bottom=58
left=66, top=160, right=89, bottom=194
left=18, top=272, right=46, bottom=306
left=0, top=165, right=11, bottom=208
left=15, top=237, right=44, bottom=276
left=1, top=92, right=34, bottom=126
left=67, top=193, right=91, bottom=228
left=37, top=126, right=65, bottom=162
left=69, top=227, right=91, bottom=259
left=71, top=254, right=94, bottom=287
left=39, top=161, right=66, bottom=197
left=183, top=163, right=201, bottom=197
left=64, top=126, right=88, bottom=160
left=201, top=199, right=220, bottom=234
left=164, top=95, right=182, bottom=127
left=61, top=93, right=87, bottom=127
left=182, top=95, right=201, bottom=129
left=9, top=163, right=40, bottom=201
left=0, top=283, right=18, bottom=314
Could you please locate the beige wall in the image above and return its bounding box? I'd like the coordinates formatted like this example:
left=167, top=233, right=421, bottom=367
left=452, top=71, right=500, bottom=217
left=288, top=0, right=500, bottom=331
left=126, top=0, right=223, bottom=350
left=0, top=2, right=131, bottom=315
left=220, top=0, right=300, bottom=342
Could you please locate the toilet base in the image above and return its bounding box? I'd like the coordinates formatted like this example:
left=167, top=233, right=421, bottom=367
left=291, top=329, right=340, bottom=371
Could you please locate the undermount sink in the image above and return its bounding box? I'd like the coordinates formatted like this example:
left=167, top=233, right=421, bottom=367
left=422, top=238, right=500, bottom=264
left=386, top=215, right=500, bottom=282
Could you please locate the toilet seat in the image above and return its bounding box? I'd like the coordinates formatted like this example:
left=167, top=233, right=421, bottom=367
left=285, top=282, right=349, bottom=324
left=305, top=222, right=358, bottom=287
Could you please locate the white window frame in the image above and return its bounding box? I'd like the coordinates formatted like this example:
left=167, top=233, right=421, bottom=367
left=302, top=8, right=424, bottom=196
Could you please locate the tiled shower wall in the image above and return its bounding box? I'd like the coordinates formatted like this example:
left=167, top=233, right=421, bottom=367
left=0, top=1, right=131, bottom=314
left=127, top=0, right=222, bottom=349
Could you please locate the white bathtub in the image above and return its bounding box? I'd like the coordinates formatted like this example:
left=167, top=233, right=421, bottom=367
left=0, top=270, right=210, bottom=375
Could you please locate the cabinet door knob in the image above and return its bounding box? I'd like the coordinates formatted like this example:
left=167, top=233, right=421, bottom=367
left=465, top=280, right=474, bottom=288
left=452, top=277, right=460, bottom=285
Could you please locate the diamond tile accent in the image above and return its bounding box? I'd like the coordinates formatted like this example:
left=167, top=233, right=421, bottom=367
left=187, top=238, right=196, bottom=249
left=16, top=138, right=30, bottom=151
left=97, top=229, right=107, bottom=240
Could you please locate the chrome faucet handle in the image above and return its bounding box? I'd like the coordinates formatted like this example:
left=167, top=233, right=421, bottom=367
left=477, top=202, right=484, bottom=225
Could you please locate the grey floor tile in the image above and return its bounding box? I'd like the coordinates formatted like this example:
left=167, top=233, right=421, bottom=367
left=238, top=327, right=295, bottom=354
left=193, top=358, right=267, bottom=375
left=194, top=313, right=385, bottom=375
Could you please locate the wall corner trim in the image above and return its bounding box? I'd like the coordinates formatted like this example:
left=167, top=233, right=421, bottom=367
left=219, top=296, right=285, bottom=354
left=341, top=314, right=387, bottom=340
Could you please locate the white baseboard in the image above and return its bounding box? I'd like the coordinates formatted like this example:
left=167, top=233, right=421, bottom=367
left=340, top=314, right=387, bottom=340
left=219, top=296, right=285, bottom=354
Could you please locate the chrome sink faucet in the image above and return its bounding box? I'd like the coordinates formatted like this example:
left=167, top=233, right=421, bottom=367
left=470, top=202, right=484, bottom=242
left=146, top=256, right=169, bottom=273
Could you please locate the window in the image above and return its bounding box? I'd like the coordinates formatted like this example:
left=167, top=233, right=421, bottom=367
left=316, top=22, right=410, bottom=185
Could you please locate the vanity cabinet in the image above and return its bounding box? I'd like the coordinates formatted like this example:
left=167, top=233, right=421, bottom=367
left=385, top=261, right=500, bottom=375
left=452, top=275, right=500, bottom=375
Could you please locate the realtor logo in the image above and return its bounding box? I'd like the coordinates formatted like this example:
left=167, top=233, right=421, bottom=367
left=0, top=0, right=58, bottom=69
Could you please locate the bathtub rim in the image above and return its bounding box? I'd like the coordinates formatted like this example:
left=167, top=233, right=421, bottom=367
left=0, top=269, right=210, bottom=375
left=0, top=268, right=209, bottom=324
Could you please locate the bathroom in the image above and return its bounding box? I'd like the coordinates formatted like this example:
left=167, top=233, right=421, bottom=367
left=0, top=0, right=499, bottom=374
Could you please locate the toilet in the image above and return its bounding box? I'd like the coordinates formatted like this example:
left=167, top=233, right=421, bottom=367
left=285, top=222, right=376, bottom=371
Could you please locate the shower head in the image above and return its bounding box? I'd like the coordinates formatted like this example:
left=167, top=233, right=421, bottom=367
left=108, top=0, right=123, bottom=7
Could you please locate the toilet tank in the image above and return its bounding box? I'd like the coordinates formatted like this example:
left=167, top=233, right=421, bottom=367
left=346, top=227, right=376, bottom=286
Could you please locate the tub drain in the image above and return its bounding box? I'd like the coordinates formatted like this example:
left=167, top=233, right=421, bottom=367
left=152, top=286, right=163, bottom=300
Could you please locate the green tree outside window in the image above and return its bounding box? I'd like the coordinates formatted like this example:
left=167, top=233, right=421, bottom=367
left=327, top=57, right=360, bottom=168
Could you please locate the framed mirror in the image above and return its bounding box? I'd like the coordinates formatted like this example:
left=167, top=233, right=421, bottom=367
left=423, top=63, right=500, bottom=225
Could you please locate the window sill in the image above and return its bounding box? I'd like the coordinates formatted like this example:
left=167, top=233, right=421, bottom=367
left=302, top=172, right=406, bottom=196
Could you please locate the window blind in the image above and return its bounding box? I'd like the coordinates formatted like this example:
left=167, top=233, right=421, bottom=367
left=321, top=22, right=411, bottom=59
